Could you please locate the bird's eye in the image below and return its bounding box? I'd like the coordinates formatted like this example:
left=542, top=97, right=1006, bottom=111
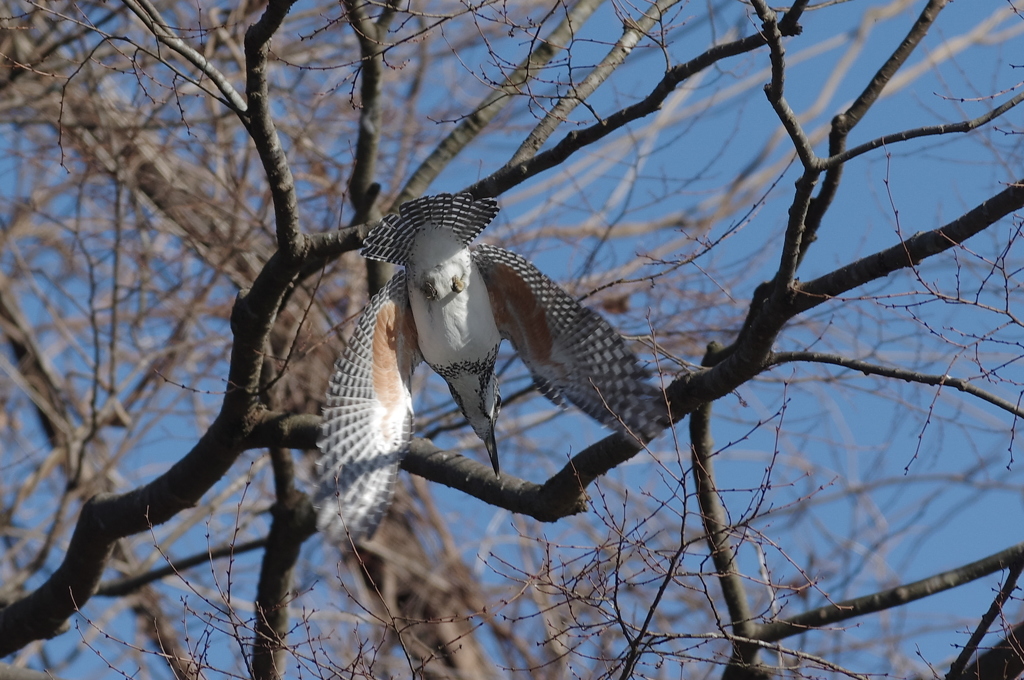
left=422, top=281, right=438, bottom=300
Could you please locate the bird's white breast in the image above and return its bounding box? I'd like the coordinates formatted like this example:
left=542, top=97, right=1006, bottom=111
left=407, top=232, right=500, bottom=367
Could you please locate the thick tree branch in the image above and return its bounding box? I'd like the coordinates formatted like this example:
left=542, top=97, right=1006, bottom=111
left=403, top=439, right=584, bottom=521
left=345, top=0, right=393, bottom=219
left=252, top=448, right=317, bottom=680
left=0, top=414, right=244, bottom=655
left=690, top=399, right=760, bottom=672
left=243, top=0, right=301, bottom=258
left=344, top=0, right=398, bottom=295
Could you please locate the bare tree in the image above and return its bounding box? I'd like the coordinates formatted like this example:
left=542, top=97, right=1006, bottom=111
left=1, top=0, right=1023, bottom=679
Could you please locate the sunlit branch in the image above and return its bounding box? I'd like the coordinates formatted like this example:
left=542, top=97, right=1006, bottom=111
left=304, top=224, right=371, bottom=260
left=297, top=222, right=373, bottom=285
left=506, top=0, right=686, bottom=168
left=119, top=0, right=248, bottom=114
left=468, top=30, right=772, bottom=198
left=758, top=540, right=1024, bottom=642
left=395, top=0, right=604, bottom=207
left=770, top=351, right=1024, bottom=419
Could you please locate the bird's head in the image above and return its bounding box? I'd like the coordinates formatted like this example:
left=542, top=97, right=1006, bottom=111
left=443, top=367, right=502, bottom=476
left=408, top=229, right=473, bottom=302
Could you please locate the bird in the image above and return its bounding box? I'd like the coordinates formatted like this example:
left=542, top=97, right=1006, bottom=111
left=315, top=192, right=667, bottom=540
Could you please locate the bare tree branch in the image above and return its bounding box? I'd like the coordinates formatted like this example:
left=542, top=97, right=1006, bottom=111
left=758, top=540, right=1024, bottom=642
left=770, top=351, right=1024, bottom=420
left=691, top=399, right=760, bottom=672
left=959, top=622, right=1024, bottom=680
left=507, top=0, right=684, bottom=167
left=344, top=0, right=399, bottom=295
left=946, top=552, right=1024, bottom=680
left=468, top=28, right=774, bottom=199
left=95, top=539, right=267, bottom=597
left=803, top=0, right=951, bottom=262
left=243, top=0, right=301, bottom=257
left=394, top=0, right=604, bottom=207
left=252, top=448, right=317, bottom=680
left=119, top=0, right=248, bottom=113
left=0, top=663, right=70, bottom=680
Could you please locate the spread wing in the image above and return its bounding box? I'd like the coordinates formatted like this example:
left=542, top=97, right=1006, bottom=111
left=361, top=192, right=500, bottom=265
left=473, top=244, right=667, bottom=441
left=315, top=271, right=421, bottom=541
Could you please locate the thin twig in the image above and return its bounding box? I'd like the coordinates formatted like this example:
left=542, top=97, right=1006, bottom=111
left=770, top=351, right=1024, bottom=419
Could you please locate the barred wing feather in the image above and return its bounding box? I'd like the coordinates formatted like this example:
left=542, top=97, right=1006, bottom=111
left=362, top=192, right=500, bottom=266
left=315, top=271, right=420, bottom=541
left=473, top=244, right=666, bottom=441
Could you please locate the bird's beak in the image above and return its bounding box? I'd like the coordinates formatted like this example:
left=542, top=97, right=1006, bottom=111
left=485, top=430, right=500, bottom=477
